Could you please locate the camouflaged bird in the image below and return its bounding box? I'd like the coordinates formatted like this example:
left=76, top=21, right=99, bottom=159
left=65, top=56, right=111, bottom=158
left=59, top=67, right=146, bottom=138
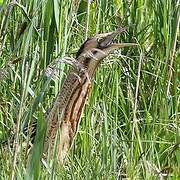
left=44, top=27, right=136, bottom=162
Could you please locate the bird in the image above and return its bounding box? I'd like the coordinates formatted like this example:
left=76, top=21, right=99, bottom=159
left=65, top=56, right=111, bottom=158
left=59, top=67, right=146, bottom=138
left=43, top=27, right=136, bottom=162
left=2, top=27, right=136, bottom=163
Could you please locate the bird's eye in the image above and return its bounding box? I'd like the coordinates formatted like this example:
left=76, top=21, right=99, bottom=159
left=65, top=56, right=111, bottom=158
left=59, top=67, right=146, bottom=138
left=97, top=37, right=104, bottom=44
left=98, top=37, right=112, bottom=48
left=97, top=37, right=103, bottom=42
left=92, top=50, right=98, bottom=54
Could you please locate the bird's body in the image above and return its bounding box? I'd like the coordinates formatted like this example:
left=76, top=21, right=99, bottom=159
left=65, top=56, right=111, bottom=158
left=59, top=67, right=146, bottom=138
left=43, top=27, right=136, bottom=162
left=44, top=69, right=91, bottom=161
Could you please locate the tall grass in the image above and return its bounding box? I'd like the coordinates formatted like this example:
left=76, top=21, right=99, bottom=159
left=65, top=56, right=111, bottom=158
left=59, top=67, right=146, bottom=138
left=0, top=0, right=179, bottom=179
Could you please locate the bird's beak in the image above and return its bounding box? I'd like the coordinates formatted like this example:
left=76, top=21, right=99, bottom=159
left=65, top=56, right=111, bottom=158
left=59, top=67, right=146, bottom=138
left=98, top=27, right=137, bottom=50
left=110, top=42, right=137, bottom=49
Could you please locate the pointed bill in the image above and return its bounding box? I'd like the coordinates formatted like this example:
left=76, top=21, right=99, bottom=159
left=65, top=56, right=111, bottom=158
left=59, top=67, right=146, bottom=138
left=110, top=43, right=137, bottom=49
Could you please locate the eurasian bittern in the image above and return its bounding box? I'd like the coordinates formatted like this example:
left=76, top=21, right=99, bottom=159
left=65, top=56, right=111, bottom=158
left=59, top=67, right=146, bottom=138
left=44, top=27, right=136, bottom=162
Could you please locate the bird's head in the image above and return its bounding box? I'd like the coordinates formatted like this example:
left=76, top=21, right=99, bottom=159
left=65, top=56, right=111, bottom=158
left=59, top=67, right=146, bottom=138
left=76, top=27, right=136, bottom=77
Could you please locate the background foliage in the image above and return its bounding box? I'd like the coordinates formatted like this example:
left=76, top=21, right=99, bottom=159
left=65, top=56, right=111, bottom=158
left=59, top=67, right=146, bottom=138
left=0, top=0, right=179, bottom=179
